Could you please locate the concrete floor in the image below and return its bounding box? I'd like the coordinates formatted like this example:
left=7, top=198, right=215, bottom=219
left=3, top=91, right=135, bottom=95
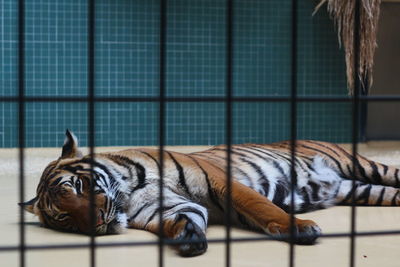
left=1, top=143, right=400, bottom=267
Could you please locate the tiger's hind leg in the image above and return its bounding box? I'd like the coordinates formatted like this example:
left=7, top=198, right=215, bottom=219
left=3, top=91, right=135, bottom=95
left=228, top=184, right=322, bottom=244
left=195, top=158, right=322, bottom=244
left=336, top=180, right=400, bottom=206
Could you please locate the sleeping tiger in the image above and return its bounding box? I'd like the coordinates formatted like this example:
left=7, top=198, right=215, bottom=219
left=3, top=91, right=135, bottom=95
left=21, top=130, right=400, bottom=256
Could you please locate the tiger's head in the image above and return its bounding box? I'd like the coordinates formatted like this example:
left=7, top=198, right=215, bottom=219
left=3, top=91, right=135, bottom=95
left=20, top=130, right=128, bottom=235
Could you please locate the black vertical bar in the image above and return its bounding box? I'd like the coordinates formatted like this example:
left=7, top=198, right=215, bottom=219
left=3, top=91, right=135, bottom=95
left=289, top=0, right=298, bottom=267
left=158, top=0, right=167, bottom=267
left=225, top=0, right=233, bottom=267
left=18, top=0, right=26, bottom=266
left=359, top=77, right=368, bottom=142
left=87, top=0, right=96, bottom=266
left=350, top=0, right=361, bottom=267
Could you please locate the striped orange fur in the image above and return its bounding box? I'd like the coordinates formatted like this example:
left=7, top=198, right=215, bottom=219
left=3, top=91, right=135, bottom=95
left=21, top=130, right=400, bottom=256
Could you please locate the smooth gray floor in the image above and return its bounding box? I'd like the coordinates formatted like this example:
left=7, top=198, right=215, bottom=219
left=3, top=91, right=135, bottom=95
left=1, top=144, right=400, bottom=267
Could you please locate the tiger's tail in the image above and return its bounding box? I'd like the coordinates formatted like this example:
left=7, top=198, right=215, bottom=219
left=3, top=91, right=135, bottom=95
left=336, top=180, right=400, bottom=206
left=297, top=140, right=400, bottom=188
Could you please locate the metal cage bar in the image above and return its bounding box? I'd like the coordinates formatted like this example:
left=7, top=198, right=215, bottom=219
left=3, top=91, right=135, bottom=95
left=4, top=1, right=400, bottom=267
left=17, top=0, right=26, bottom=266
left=4, top=95, right=400, bottom=103
left=158, top=0, right=167, bottom=266
left=225, top=0, right=233, bottom=266
left=87, top=0, right=97, bottom=266
left=2, top=229, right=400, bottom=252
left=350, top=1, right=362, bottom=267
left=289, top=0, right=298, bottom=266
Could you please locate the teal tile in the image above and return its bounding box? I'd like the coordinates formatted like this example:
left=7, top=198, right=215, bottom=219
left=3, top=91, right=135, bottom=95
left=0, top=0, right=352, bottom=147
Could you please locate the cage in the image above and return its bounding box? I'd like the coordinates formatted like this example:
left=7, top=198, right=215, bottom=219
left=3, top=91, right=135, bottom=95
left=1, top=0, right=400, bottom=267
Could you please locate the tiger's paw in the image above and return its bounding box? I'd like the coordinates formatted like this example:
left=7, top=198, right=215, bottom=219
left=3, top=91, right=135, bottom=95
left=266, top=219, right=321, bottom=245
left=174, top=220, right=208, bottom=257
left=295, top=219, right=322, bottom=244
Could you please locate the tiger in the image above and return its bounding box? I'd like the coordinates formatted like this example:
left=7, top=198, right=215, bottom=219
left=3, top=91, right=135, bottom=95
left=21, top=130, right=400, bottom=257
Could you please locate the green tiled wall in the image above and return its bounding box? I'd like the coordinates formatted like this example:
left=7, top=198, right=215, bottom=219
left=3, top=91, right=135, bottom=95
left=0, top=0, right=351, bottom=148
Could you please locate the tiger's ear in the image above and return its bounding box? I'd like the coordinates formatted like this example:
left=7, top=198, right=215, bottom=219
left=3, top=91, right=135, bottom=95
left=60, top=129, right=83, bottom=159
left=18, top=196, right=38, bottom=214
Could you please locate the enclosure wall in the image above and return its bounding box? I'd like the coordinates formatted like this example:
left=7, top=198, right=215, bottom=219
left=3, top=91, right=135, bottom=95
left=0, top=0, right=351, bottom=148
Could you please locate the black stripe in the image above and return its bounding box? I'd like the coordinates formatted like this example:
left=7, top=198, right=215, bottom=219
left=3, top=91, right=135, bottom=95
left=391, top=191, right=399, bottom=206
left=79, top=158, right=114, bottom=179
left=144, top=203, right=186, bottom=228
left=129, top=203, right=153, bottom=223
left=131, top=163, right=147, bottom=192
left=144, top=206, right=170, bottom=228
left=341, top=183, right=358, bottom=204
left=192, top=153, right=227, bottom=172
left=240, top=157, right=269, bottom=190
left=94, top=171, right=110, bottom=188
left=166, top=152, right=191, bottom=196
left=194, top=150, right=255, bottom=188
left=383, top=165, right=388, bottom=176
left=245, top=146, right=281, bottom=161
left=62, top=165, right=85, bottom=174
left=50, top=176, right=63, bottom=187
left=303, top=160, right=315, bottom=172
left=214, top=147, right=253, bottom=159
left=369, top=161, right=382, bottom=184
left=250, top=146, right=288, bottom=162
left=193, top=151, right=226, bottom=163
left=303, top=141, right=367, bottom=181
left=305, top=141, right=342, bottom=158
left=307, top=181, right=321, bottom=202
left=299, top=187, right=311, bottom=212
left=259, top=179, right=270, bottom=198
left=177, top=207, right=207, bottom=225
left=346, top=165, right=354, bottom=178
left=272, top=181, right=288, bottom=207
left=357, top=184, right=372, bottom=204
left=395, top=169, right=400, bottom=188
left=318, top=142, right=370, bottom=183
left=118, top=156, right=146, bottom=186
left=186, top=155, right=224, bottom=211
left=43, top=163, right=58, bottom=179
left=138, top=150, right=161, bottom=169
left=230, top=160, right=256, bottom=188
left=375, top=187, right=386, bottom=206
left=251, top=145, right=315, bottom=184
left=105, top=154, right=147, bottom=192
left=215, top=148, right=266, bottom=189
left=299, top=144, right=347, bottom=178
left=105, top=155, right=132, bottom=174
left=251, top=145, right=305, bottom=171
left=236, top=147, right=287, bottom=178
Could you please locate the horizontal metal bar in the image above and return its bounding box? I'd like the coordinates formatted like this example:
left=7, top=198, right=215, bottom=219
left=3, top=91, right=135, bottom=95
left=2, top=95, right=400, bottom=103
left=1, top=229, right=399, bottom=252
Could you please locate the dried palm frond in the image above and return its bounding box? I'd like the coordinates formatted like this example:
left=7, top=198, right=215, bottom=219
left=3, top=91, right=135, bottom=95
left=314, top=0, right=381, bottom=94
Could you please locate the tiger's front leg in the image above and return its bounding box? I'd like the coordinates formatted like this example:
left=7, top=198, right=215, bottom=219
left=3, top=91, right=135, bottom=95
left=161, top=213, right=208, bottom=257
left=129, top=192, right=208, bottom=257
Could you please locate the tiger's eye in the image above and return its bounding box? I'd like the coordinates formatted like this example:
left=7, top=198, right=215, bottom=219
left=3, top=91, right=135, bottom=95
left=75, top=179, right=82, bottom=194
left=56, top=213, right=68, bottom=221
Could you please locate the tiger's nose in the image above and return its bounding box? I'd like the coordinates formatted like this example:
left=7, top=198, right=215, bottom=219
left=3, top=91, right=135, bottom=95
left=97, top=216, right=104, bottom=226
left=97, top=209, right=105, bottom=226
